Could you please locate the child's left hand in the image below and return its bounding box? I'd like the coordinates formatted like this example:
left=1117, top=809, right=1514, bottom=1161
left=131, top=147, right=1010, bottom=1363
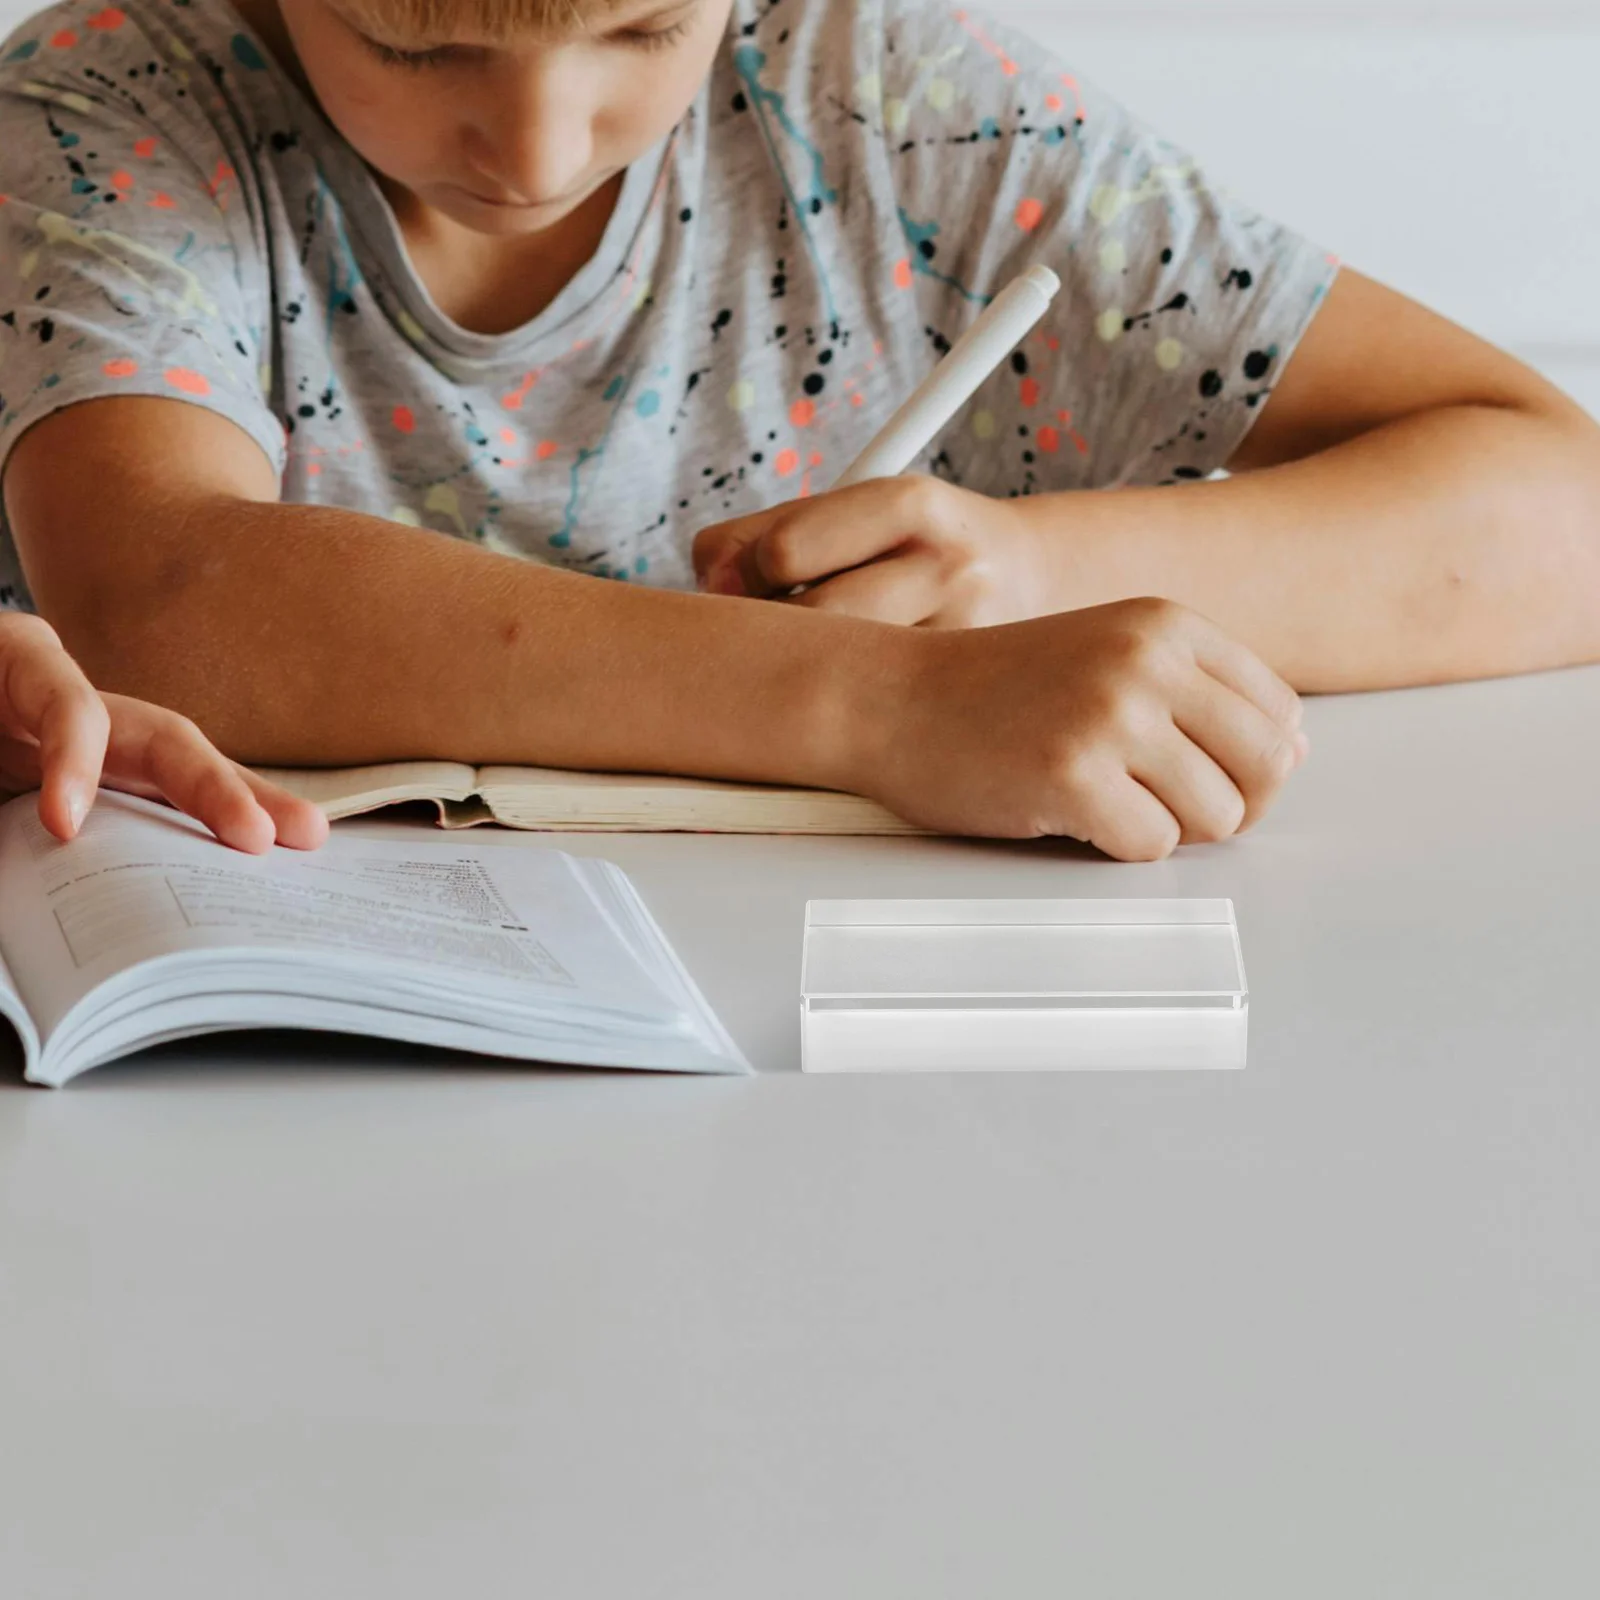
left=692, top=477, right=1049, bottom=627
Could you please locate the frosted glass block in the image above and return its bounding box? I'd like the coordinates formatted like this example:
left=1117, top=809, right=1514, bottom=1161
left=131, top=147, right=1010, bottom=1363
left=800, top=899, right=1247, bottom=1073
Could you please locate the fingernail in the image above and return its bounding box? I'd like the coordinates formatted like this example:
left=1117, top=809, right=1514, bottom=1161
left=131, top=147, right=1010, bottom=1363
left=1292, top=729, right=1311, bottom=765
left=65, top=783, right=90, bottom=835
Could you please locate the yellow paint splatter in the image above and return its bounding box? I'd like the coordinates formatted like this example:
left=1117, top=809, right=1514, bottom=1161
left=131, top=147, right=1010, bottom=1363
left=35, top=210, right=219, bottom=318
left=1090, top=165, right=1195, bottom=227
left=926, top=77, right=956, bottom=111
left=727, top=379, right=756, bottom=412
left=424, top=483, right=466, bottom=535
left=389, top=505, right=422, bottom=526
left=884, top=97, right=909, bottom=134
left=1098, top=238, right=1127, bottom=274
left=1095, top=308, right=1125, bottom=343
left=972, top=409, right=997, bottom=440
left=397, top=310, right=426, bottom=345
left=19, top=81, right=94, bottom=114
left=855, top=71, right=881, bottom=104
left=1155, top=338, right=1185, bottom=370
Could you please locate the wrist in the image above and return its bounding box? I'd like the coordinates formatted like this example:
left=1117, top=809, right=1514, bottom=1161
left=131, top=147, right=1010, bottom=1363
left=1014, top=488, right=1141, bottom=617
left=795, top=617, right=928, bottom=797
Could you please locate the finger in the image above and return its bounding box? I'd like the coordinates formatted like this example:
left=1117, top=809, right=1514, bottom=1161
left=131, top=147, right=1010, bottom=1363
left=101, top=699, right=277, bottom=853
left=1186, top=618, right=1303, bottom=734
left=785, top=548, right=945, bottom=624
left=1127, top=722, right=1250, bottom=846
left=1055, top=756, right=1182, bottom=862
left=238, top=764, right=331, bottom=851
left=692, top=508, right=773, bottom=589
left=0, top=618, right=112, bottom=839
left=1173, top=674, right=1303, bottom=831
left=735, top=480, right=941, bottom=599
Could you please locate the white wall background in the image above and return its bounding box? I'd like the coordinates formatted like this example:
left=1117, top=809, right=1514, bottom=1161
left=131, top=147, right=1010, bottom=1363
left=4, top=0, right=1597, bottom=412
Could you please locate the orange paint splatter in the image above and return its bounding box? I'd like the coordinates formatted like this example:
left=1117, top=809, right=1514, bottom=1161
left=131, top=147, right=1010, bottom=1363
left=49, top=28, right=77, bottom=48
left=1000, top=57, right=1018, bottom=76
left=1044, top=93, right=1063, bottom=113
left=87, top=7, right=126, bottom=30
left=391, top=405, right=415, bottom=433
left=850, top=392, right=865, bottom=407
left=536, top=439, right=558, bottom=460
left=893, top=257, right=913, bottom=291
left=789, top=398, right=816, bottom=428
left=102, top=358, right=138, bottom=377
left=1037, top=425, right=1060, bottom=454
left=147, top=192, right=176, bottom=209
left=110, top=170, right=133, bottom=191
left=501, top=371, right=539, bottom=409
left=1014, top=197, right=1044, bottom=232
left=1046, top=335, right=1060, bottom=352
left=163, top=366, right=209, bottom=396
left=132, top=136, right=158, bottom=158
left=774, top=448, right=800, bottom=477
left=499, top=427, right=517, bottom=445
left=1019, top=377, right=1041, bottom=408
left=306, top=461, right=322, bottom=476
left=808, top=451, right=823, bottom=467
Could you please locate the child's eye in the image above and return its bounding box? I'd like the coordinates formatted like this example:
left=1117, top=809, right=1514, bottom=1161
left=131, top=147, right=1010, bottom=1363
left=616, top=19, right=692, bottom=52
left=362, top=38, right=455, bottom=71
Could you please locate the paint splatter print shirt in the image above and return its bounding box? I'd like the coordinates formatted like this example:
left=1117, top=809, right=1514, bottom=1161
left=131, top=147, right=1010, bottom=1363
left=0, top=0, right=1339, bottom=608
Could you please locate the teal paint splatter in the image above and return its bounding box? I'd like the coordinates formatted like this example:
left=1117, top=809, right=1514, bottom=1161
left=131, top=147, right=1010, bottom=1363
left=230, top=34, right=267, bottom=71
left=979, top=117, right=1001, bottom=139
left=1043, top=126, right=1067, bottom=145
left=634, top=556, right=649, bottom=574
left=70, top=177, right=94, bottom=194
left=732, top=45, right=839, bottom=321
left=4, top=39, right=39, bottom=62
left=56, top=131, right=79, bottom=149
left=552, top=366, right=637, bottom=549
left=313, top=174, right=363, bottom=332
left=634, top=388, right=660, bottom=419
left=897, top=208, right=992, bottom=306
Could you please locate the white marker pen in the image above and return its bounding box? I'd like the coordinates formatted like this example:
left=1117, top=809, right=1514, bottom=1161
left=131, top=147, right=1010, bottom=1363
left=832, top=263, right=1061, bottom=488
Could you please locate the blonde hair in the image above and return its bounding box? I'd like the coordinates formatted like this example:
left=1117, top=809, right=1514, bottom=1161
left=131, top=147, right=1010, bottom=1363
left=334, top=0, right=626, bottom=44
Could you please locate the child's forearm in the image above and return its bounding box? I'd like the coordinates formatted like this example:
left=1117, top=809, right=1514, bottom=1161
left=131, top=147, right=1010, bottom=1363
left=53, top=493, right=904, bottom=779
left=1025, top=401, right=1600, bottom=692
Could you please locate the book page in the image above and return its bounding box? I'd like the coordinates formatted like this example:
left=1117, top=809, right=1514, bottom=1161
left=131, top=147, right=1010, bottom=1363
left=252, top=761, right=475, bottom=819
left=0, top=792, right=680, bottom=1046
left=474, top=765, right=922, bottom=834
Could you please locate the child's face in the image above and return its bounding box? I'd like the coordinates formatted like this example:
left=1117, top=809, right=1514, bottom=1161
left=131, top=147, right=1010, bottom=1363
left=276, top=0, right=733, bottom=235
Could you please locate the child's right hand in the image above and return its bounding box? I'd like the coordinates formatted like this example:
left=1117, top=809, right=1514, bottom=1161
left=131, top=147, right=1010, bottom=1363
left=0, top=612, right=328, bottom=852
left=859, top=597, right=1307, bottom=859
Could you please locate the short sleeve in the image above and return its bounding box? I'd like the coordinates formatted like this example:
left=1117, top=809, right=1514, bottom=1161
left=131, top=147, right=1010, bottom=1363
left=877, top=0, right=1340, bottom=493
left=0, top=17, right=285, bottom=490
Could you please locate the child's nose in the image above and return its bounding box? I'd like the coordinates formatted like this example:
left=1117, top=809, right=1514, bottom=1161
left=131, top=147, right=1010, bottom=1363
left=466, top=74, right=597, bottom=205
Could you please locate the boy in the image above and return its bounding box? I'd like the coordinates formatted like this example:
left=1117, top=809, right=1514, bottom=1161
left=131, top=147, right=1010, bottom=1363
left=1, top=0, right=1596, bottom=859
left=0, top=611, right=327, bottom=849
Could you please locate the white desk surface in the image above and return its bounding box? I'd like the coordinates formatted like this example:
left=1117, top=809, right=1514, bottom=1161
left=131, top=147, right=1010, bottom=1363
left=4, top=666, right=1599, bottom=1597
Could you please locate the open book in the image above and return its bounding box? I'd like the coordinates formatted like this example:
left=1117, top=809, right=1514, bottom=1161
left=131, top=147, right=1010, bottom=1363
left=0, top=792, right=750, bottom=1087
left=256, top=761, right=926, bottom=835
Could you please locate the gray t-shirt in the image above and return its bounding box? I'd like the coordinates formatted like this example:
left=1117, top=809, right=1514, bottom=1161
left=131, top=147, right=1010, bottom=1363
left=0, top=0, right=1338, bottom=609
